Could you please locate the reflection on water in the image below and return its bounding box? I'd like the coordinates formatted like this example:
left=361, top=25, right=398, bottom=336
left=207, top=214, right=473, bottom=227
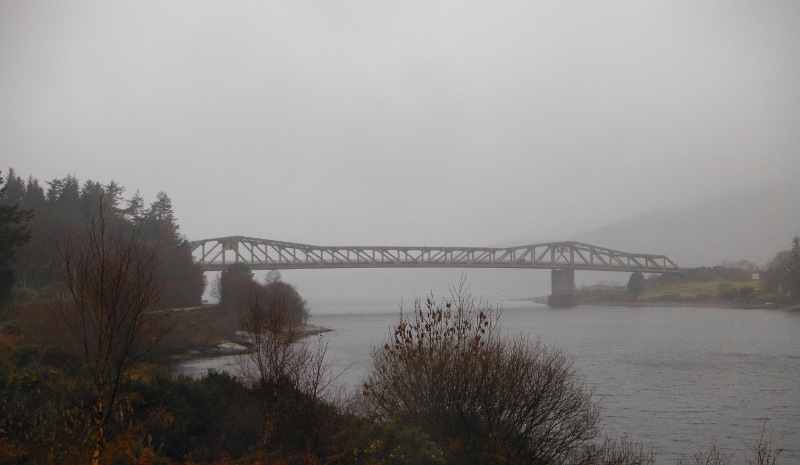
left=176, top=301, right=800, bottom=464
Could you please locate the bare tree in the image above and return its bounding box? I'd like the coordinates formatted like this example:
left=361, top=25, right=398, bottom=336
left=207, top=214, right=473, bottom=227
left=585, top=438, right=654, bottom=465
left=56, top=200, right=166, bottom=465
left=237, top=283, right=334, bottom=450
left=363, top=281, right=601, bottom=465
left=676, top=445, right=732, bottom=465
left=675, top=425, right=784, bottom=465
left=746, top=424, right=782, bottom=465
left=239, top=289, right=307, bottom=388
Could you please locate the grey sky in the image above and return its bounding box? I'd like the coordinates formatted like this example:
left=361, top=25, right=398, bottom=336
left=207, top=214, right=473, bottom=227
left=2, top=1, right=799, bottom=248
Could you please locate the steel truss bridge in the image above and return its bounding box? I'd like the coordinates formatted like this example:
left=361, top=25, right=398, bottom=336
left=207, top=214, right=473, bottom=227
left=190, top=236, right=680, bottom=307
left=190, top=236, right=680, bottom=274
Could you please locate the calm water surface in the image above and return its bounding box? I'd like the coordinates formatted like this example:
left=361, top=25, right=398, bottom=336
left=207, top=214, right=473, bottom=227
left=179, top=301, right=800, bottom=464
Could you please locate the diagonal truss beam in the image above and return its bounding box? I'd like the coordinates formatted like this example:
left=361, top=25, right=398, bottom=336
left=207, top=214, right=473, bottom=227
left=190, top=237, right=681, bottom=273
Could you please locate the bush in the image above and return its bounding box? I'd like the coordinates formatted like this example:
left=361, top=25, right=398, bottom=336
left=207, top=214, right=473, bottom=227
left=353, top=421, right=446, bottom=465
left=363, top=282, right=601, bottom=465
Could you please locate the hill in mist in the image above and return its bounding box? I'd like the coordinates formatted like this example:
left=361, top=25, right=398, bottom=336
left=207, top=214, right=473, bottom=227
left=568, top=181, right=800, bottom=268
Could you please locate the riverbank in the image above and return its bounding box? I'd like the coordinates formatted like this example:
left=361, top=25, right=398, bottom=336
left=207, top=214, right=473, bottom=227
left=159, top=305, right=332, bottom=367
left=521, top=274, right=798, bottom=310
left=526, top=289, right=792, bottom=310
left=527, top=297, right=793, bottom=310
left=525, top=296, right=735, bottom=308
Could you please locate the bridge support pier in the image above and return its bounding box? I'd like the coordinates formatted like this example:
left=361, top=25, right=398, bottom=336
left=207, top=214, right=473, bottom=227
left=548, top=269, right=576, bottom=307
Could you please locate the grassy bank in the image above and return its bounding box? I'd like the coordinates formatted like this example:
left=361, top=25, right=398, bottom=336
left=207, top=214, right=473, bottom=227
left=537, top=275, right=789, bottom=309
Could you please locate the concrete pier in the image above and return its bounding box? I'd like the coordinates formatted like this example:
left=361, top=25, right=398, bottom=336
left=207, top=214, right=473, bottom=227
left=548, top=268, right=576, bottom=307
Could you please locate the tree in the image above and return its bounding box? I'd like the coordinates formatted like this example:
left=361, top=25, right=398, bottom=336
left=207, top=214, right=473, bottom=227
left=363, top=282, right=601, bottom=465
left=123, top=189, right=146, bottom=225
left=103, top=181, right=125, bottom=212
left=0, top=170, right=33, bottom=304
left=787, top=235, right=800, bottom=302
left=56, top=199, right=167, bottom=465
left=148, top=191, right=174, bottom=223
left=24, top=175, right=46, bottom=209
left=264, top=278, right=309, bottom=324
left=1, top=168, right=26, bottom=203
left=45, top=177, right=63, bottom=203
left=145, top=191, right=181, bottom=245
left=156, top=242, right=206, bottom=308
left=218, top=263, right=258, bottom=310
left=57, top=174, right=80, bottom=207
left=238, top=275, right=331, bottom=451
left=626, top=271, right=646, bottom=299
left=763, top=235, right=800, bottom=303
left=763, top=250, right=790, bottom=295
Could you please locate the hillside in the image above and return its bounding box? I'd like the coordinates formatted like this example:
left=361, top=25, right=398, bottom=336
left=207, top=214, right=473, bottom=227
left=568, top=181, right=800, bottom=268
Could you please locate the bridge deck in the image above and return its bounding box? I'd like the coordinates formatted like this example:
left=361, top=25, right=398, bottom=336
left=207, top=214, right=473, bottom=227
left=190, top=236, right=680, bottom=274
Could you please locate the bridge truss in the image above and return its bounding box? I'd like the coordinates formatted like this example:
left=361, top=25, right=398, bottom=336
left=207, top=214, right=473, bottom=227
left=190, top=236, right=680, bottom=274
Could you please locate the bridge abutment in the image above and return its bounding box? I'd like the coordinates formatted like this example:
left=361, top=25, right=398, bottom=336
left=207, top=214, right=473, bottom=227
left=548, top=269, right=576, bottom=307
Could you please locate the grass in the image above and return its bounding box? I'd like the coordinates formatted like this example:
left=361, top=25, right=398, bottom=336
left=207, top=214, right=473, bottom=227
left=639, top=279, right=762, bottom=300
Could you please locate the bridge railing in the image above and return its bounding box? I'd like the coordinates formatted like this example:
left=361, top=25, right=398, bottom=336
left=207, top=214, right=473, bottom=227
left=190, top=236, right=680, bottom=273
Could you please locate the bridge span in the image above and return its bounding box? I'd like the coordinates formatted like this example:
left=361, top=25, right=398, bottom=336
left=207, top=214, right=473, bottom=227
left=190, top=236, right=681, bottom=307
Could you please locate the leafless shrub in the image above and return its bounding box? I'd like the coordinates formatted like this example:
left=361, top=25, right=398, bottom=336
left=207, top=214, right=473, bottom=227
left=676, top=423, right=783, bottom=465
left=237, top=284, right=337, bottom=448
left=746, top=423, right=782, bottom=465
left=584, top=437, right=655, bottom=465
left=676, top=444, right=732, bottom=465
left=363, top=280, right=601, bottom=465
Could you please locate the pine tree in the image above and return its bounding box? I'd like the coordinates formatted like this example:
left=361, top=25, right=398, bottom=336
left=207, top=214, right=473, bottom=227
left=2, top=168, right=26, bottom=203
left=46, top=178, right=63, bottom=203
left=147, top=191, right=180, bottom=244
left=104, top=181, right=125, bottom=211
left=24, top=176, right=46, bottom=209
left=124, top=189, right=146, bottom=225
left=0, top=171, right=33, bottom=303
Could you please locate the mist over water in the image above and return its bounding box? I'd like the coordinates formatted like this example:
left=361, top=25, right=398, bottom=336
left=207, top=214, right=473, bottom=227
left=209, top=268, right=556, bottom=312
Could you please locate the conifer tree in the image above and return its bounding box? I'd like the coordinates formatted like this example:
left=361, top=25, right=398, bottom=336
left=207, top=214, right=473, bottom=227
left=0, top=171, right=33, bottom=303
left=125, top=189, right=146, bottom=225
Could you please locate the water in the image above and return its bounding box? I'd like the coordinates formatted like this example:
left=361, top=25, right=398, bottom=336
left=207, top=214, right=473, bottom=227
left=177, top=300, right=800, bottom=464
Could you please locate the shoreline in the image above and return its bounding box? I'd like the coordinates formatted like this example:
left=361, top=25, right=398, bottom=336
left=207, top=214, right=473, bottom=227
left=520, top=296, right=797, bottom=311
left=164, top=321, right=334, bottom=367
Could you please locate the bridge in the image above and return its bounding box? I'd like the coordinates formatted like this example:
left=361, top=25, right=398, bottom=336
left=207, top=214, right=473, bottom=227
left=190, top=236, right=681, bottom=307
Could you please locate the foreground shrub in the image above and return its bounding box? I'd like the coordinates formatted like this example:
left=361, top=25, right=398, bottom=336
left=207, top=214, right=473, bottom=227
left=363, top=282, right=600, bottom=465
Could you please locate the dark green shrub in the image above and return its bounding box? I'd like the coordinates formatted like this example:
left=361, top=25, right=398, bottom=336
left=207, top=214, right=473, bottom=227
left=353, top=422, right=446, bottom=465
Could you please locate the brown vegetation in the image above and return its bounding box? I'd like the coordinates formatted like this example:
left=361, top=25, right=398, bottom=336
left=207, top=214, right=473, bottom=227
left=364, top=282, right=618, bottom=465
left=56, top=200, right=169, bottom=465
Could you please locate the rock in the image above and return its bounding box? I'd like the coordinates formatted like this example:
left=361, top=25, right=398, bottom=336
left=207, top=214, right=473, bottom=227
left=210, top=342, right=248, bottom=355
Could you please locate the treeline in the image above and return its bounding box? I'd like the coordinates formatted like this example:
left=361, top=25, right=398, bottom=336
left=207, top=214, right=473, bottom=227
left=0, top=168, right=204, bottom=307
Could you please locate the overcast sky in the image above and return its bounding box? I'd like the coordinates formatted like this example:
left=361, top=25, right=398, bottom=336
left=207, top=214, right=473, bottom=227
left=2, top=1, right=798, bottom=248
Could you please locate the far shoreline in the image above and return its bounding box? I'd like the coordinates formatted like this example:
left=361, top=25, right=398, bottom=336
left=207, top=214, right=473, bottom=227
left=519, top=296, right=798, bottom=311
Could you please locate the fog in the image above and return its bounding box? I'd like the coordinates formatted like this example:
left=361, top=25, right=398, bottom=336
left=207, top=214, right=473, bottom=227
left=2, top=1, right=799, bottom=301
